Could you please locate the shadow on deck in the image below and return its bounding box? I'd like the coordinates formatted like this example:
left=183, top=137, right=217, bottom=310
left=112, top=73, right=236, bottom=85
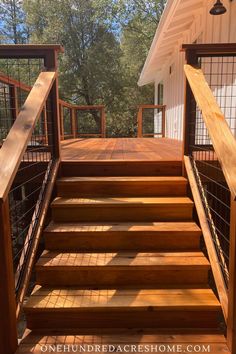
left=61, top=138, right=182, bottom=161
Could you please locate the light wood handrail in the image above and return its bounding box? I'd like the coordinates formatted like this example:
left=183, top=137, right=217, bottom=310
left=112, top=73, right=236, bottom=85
left=0, top=71, right=56, bottom=201
left=184, top=64, right=236, bottom=200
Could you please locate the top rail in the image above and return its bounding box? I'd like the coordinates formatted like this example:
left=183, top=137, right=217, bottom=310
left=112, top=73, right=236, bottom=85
left=184, top=64, right=236, bottom=201
left=0, top=71, right=56, bottom=201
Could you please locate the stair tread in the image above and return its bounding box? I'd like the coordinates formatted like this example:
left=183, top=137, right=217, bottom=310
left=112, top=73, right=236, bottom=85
left=24, top=286, right=220, bottom=310
left=16, top=331, right=230, bottom=354
left=45, top=221, right=201, bottom=233
left=57, top=176, right=188, bottom=183
left=36, top=251, right=210, bottom=268
left=52, top=197, right=194, bottom=207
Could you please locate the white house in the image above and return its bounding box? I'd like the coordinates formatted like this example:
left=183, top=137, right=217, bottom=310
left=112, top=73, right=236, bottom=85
left=138, top=0, right=236, bottom=140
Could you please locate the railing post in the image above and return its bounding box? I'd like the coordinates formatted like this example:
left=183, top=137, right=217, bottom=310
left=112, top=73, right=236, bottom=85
left=137, top=107, right=143, bottom=138
left=162, top=105, right=166, bottom=137
left=9, top=84, right=18, bottom=123
left=59, top=104, right=65, bottom=141
left=71, top=108, right=76, bottom=139
left=227, top=196, right=236, bottom=353
left=0, top=198, right=18, bottom=354
left=44, top=50, right=61, bottom=158
left=183, top=48, right=198, bottom=157
left=101, top=106, right=106, bottom=138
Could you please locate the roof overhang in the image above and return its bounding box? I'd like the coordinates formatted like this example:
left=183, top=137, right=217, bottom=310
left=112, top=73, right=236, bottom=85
left=138, top=0, right=204, bottom=86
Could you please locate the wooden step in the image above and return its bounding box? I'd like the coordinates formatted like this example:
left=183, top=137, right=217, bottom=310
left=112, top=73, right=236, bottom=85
left=60, top=160, right=182, bottom=177
left=56, top=176, right=188, bottom=197
left=51, top=197, right=194, bottom=222
left=36, top=251, right=210, bottom=287
left=44, top=221, right=201, bottom=252
left=24, top=286, right=221, bottom=330
left=16, top=330, right=230, bottom=354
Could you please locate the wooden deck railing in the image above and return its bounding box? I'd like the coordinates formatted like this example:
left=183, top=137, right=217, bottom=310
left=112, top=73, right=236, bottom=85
left=0, top=73, right=106, bottom=141
left=183, top=43, right=236, bottom=354
left=59, top=102, right=106, bottom=139
left=0, top=45, right=62, bottom=354
left=137, top=104, right=166, bottom=138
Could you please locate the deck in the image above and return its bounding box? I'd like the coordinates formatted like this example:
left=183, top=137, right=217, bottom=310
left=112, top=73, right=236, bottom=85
left=61, top=138, right=182, bottom=161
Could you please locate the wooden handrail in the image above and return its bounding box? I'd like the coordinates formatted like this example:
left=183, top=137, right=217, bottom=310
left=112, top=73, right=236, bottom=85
left=184, top=64, right=236, bottom=201
left=0, top=71, right=56, bottom=201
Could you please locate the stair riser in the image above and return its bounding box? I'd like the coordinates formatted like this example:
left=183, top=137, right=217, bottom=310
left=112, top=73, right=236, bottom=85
left=44, top=232, right=201, bottom=252
left=36, top=268, right=209, bottom=287
left=25, top=310, right=220, bottom=330
left=60, top=161, right=182, bottom=177
left=57, top=182, right=187, bottom=198
left=52, top=205, right=193, bottom=222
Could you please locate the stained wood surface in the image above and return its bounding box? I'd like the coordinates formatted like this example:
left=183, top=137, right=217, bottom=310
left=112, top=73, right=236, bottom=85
left=35, top=251, right=209, bottom=287
left=51, top=197, right=194, bottom=222
left=37, top=251, right=209, bottom=267
left=25, top=287, right=220, bottom=310
left=184, top=64, right=236, bottom=200
left=57, top=176, right=187, bottom=197
left=52, top=196, right=193, bottom=206
left=44, top=221, right=201, bottom=252
left=24, top=287, right=221, bottom=329
left=16, top=331, right=230, bottom=354
left=61, top=160, right=183, bottom=177
left=61, top=138, right=182, bottom=161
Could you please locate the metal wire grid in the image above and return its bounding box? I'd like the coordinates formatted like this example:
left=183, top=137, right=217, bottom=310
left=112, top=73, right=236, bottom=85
left=0, top=58, right=55, bottom=293
left=200, top=56, right=236, bottom=136
left=76, top=109, right=102, bottom=136
left=0, top=58, right=44, bottom=143
left=62, top=106, right=73, bottom=138
left=188, top=55, right=236, bottom=286
left=142, top=107, right=163, bottom=137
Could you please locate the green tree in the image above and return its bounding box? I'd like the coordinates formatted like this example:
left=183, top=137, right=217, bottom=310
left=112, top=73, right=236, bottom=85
left=0, top=0, right=29, bottom=43
left=24, top=0, right=124, bottom=129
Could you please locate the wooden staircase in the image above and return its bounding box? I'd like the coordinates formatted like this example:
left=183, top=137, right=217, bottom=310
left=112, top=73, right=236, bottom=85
left=18, top=161, right=229, bottom=353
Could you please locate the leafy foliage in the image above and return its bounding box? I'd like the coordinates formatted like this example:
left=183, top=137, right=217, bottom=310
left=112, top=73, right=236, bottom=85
left=1, top=0, right=166, bottom=136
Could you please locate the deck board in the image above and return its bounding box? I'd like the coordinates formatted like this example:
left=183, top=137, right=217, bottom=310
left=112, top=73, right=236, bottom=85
left=61, top=138, right=182, bottom=161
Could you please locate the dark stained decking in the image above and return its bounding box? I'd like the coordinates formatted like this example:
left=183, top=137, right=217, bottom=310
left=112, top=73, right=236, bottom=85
left=61, top=138, right=182, bottom=161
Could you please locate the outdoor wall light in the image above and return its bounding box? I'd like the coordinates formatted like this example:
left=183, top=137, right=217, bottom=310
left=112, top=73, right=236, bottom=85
left=209, top=0, right=227, bottom=15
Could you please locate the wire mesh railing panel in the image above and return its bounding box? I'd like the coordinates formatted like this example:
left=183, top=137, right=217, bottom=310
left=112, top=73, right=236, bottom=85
left=0, top=82, right=11, bottom=142
left=187, top=53, right=236, bottom=287
left=200, top=56, right=236, bottom=137
left=9, top=94, right=55, bottom=294
left=0, top=56, right=57, bottom=296
left=76, top=109, right=102, bottom=137
left=138, top=105, right=165, bottom=138
left=0, top=58, right=44, bottom=143
left=62, top=106, right=73, bottom=138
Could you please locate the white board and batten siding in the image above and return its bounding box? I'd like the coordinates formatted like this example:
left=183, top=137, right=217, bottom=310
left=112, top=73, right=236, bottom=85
left=141, top=0, right=236, bottom=140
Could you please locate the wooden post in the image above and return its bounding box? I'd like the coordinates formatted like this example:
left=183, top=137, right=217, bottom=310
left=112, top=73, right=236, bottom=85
left=9, top=85, right=19, bottom=123
left=162, top=106, right=166, bottom=137
left=43, top=105, right=48, bottom=145
left=59, top=104, right=65, bottom=141
left=137, top=107, right=143, bottom=138
left=227, top=196, right=236, bottom=353
left=101, top=106, right=106, bottom=138
left=182, top=48, right=198, bottom=158
left=0, top=199, right=18, bottom=354
left=71, top=108, right=77, bottom=139
left=44, top=50, right=61, bottom=159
